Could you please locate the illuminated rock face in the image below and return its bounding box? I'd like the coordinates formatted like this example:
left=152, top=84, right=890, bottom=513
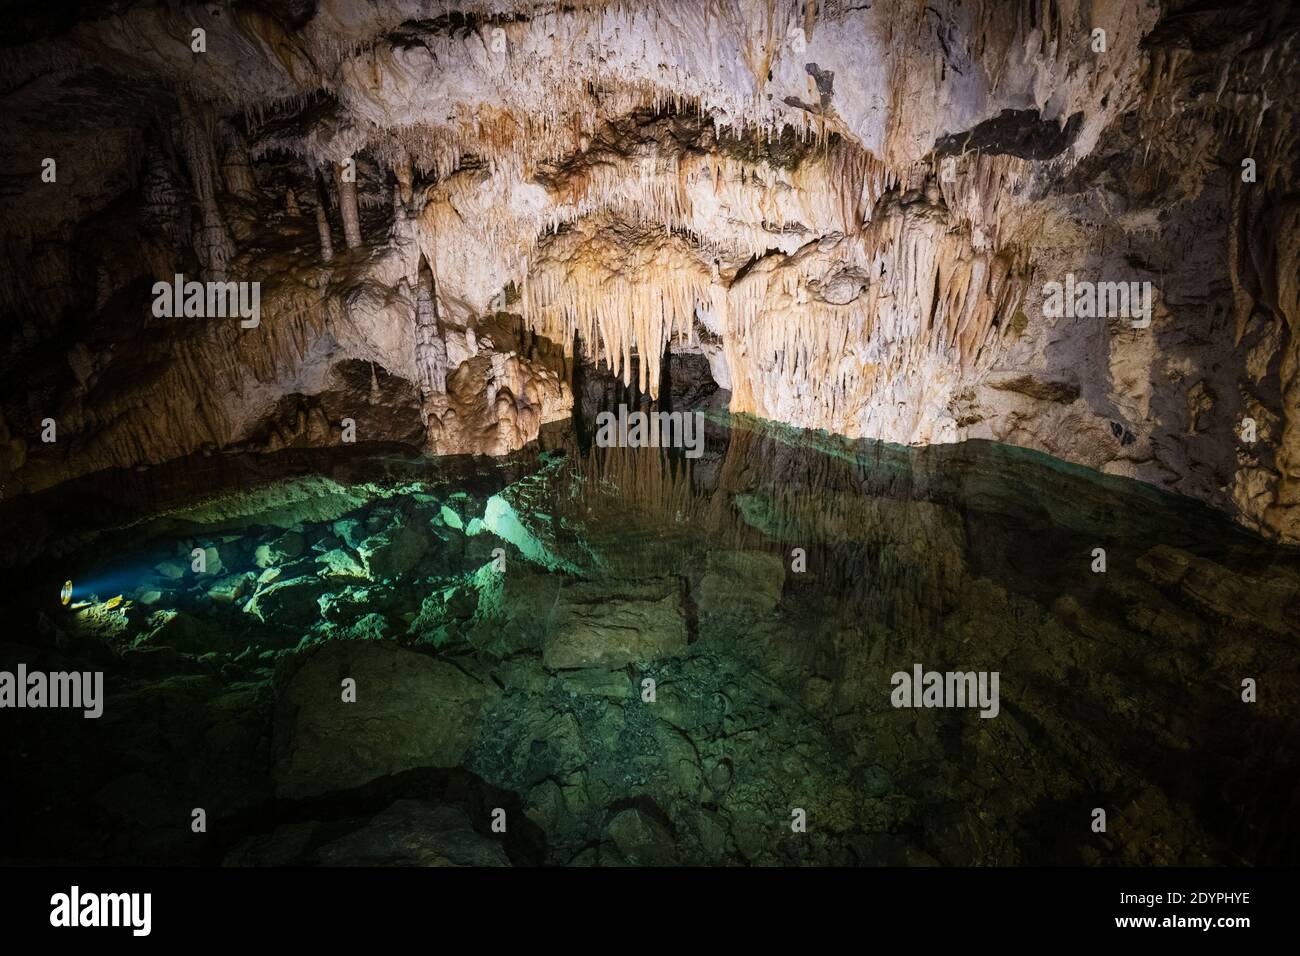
left=0, top=1, right=1297, bottom=540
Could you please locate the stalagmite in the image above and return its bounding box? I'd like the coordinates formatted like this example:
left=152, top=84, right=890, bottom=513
left=414, top=257, right=447, bottom=395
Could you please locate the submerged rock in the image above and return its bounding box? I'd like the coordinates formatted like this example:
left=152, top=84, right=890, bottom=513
left=153, top=559, right=188, bottom=580
left=137, top=609, right=219, bottom=653
left=603, top=807, right=678, bottom=866
left=480, top=489, right=584, bottom=572
left=543, top=579, right=687, bottom=669
left=314, top=801, right=508, bottom=867
left=224, top=823, right=319, bottom=866
left=340, top=612, right=391, bottom=641
left=193, top=546, right=224, bottom=577
left=357, top=521, right=429, bottom=580
left=407, top=584, right=479, bottom=645
left=1137, top=544, right=1300, bottom=635
left=438, top=493, right=480, bottom=531
left=273, top=641, right=499, bottom=799
left=698, top=549, right=785, bottom=623
left=254, top=531, right=306, bottom=569
left=560, top=669, right=636, bottom=699
left=243, top=576, right=327, bottom=625
left=315, top=548, right=368, bottom=581
left=332, top=518, right=366, bottom=551
left=206, top=571, right=254, bottom=606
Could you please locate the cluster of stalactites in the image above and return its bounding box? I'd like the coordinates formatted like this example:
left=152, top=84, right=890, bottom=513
left=1140, top=38, right=1299, bottom=191
left=412, top=127, right=895, bottom=322
left=934, top=152, right=1031, bottom=252
left=516, top=169, right=1027, bottom=418
left=348, top=71, right=861, bottom=196
left=721, top=199, right=1028, bottom=431
left=549, top=138, right=891, bottom=249
left=523, top=218, right=711, bottom=396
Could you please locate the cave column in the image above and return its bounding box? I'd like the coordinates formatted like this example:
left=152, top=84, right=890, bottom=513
left=1267, top=329, right=1300, bottom=540
left=415, top=256, right=447, bottom=395
left=334, top=160, right=362, bottom=248
left=314, top=169, right=334, bottom=262
left=219, top=122, right=257, bottom=200
left=394, top=154, right=414, bottom=207
left=179, top=96, right=236, bottom=280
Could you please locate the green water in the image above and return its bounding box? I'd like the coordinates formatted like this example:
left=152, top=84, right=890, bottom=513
left=2, top=414, right=1297, bottom=865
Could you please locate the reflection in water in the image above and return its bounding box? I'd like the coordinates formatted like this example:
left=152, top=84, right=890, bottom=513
left=1, top=413, right=1297, bottom=866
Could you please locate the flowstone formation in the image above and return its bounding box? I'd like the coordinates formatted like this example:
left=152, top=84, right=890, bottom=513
left=1, top=0, right=1298, bottom=546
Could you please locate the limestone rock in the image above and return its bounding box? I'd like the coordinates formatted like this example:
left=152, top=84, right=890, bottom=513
left=2, top=0, right=1298, bottom=550
left=341, top=612, right=391, bottom=641
left=137, top=609, right=219, bottom=654
left=332, top=518, right=366, bottom=550
left=560, top=669, right=635, bottom=699
left=438, top=493, right=479, bottom=531
left=154, top=559, right=187, bottom=581
left=698, top=549, right=785, bottom=623
left=195, top=546, right=224, bottom=576
left=1137, top=544, right=1300, bottom=636
left=224, top=823, right=319, bottom=866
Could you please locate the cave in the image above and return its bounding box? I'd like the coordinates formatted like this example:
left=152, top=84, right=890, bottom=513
left=0, top=0, right=1298, bottom=892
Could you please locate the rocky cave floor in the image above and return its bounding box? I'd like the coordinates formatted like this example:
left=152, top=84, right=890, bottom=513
left=1, top=412, right=1297, bottom=867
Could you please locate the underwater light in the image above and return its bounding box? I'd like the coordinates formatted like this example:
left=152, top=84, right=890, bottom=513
left=60, top=580, right=73, bottom=606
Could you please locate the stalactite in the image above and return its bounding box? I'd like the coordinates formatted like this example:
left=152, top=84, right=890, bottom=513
left=4, top=0, right=1298, bottom=561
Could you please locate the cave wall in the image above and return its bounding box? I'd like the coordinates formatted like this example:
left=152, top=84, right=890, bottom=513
left=0, top=0, right=1297, bottom=541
